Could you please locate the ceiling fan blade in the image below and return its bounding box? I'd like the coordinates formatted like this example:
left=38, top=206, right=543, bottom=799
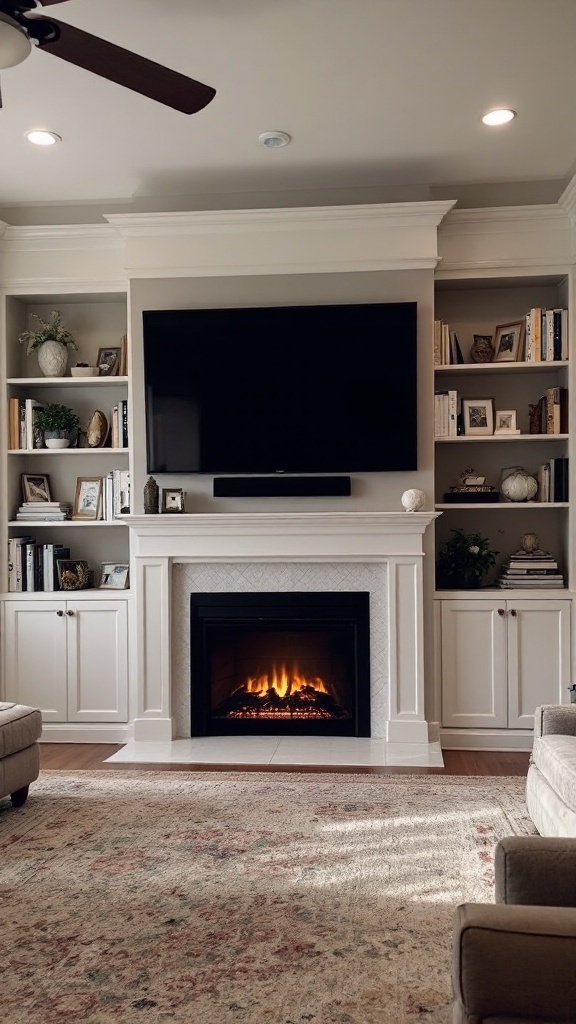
left=31, top=17, right=216, bottom=114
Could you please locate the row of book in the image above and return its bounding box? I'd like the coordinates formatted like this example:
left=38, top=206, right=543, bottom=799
left=111, top=399, right=129, bottom=449
left=434, top=389, right=458, bottom=437
left=525, top=307, right=569, bottom=363
left=8, top=539, right=70, bottom=592
left=497, top=549, right=564, bottom=589
left=535, top=457, right=569, bottom=503
left=530, top=387, right=568, bottom=435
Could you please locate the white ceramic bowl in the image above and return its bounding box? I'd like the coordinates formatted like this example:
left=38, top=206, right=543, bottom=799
left=70, top=366, right=99, bottom=377
left=45, top=437, right=70, bottom=449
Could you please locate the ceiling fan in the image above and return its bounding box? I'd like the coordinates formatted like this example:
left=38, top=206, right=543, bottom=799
left=0, top=0, right=216, bottom=113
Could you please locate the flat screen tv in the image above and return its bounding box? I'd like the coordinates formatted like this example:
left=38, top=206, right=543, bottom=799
left=142, top=301, right=417, bottom=474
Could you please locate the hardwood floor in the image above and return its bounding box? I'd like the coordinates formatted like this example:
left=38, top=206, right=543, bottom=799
left=39, top=743, right=531, bottom=776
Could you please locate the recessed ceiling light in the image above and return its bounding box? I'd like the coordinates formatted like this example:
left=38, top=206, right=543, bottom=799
left=25, top=130, right=62, bottom=146
left=258, top=131, right=291, bottom=148
left=481, top=108, right=516, bottom=126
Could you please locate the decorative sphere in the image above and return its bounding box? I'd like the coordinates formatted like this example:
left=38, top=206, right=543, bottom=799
left=521, top=533, right=539, bottom=552
left=501, top=470, right=538, bottom=503
left=401, top=488, right=426, bottom=512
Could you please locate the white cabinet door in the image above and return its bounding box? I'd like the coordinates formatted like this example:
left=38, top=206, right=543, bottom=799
left=441, top=600, right=507, bottom=729
left=66, top=600, right=128, bottom=722
left=3, top=601, right=68, bottom=721
left=507, top=600, right=571, bottom=729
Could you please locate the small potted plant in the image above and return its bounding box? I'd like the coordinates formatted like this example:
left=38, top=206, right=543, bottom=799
left=436, top=528, right=498, bottom=589
left=19, top=310, right=78, bottom=377
left=34, top=403, right=81, bottom=449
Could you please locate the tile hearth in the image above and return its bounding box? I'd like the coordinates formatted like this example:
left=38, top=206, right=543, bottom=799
left=106, top=737, right=444, bottom=768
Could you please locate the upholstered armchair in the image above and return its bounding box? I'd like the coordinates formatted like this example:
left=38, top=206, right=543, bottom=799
left=452, top=835, right=576, bottom=1023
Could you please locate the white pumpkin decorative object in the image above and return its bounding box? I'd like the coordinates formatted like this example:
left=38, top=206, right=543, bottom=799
left=501, top=469, right=538, bottom=503
left=401, top=488, right=426, bottom=512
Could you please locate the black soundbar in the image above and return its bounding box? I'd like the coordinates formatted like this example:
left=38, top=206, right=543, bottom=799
left=213, top=476, right=352, bottom=498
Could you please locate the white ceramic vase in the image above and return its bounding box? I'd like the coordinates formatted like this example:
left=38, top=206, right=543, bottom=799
left=37, top=340, right=69, bottom=377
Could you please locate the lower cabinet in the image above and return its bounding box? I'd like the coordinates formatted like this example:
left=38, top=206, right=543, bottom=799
left=440, top=597, right=571, bottom=731
left=3, top=598, right=128, bottom=723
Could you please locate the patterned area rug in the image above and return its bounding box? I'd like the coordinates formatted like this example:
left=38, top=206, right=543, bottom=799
left=0, top=771, right=535, bottom=1024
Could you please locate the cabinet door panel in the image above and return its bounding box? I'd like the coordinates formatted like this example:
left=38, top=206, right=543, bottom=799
left=3, top=602, right=67, bottom=720
left=66, top=601, right=128, bottom=721
left=507, top=600, right=571, bottom=729
left=441, top=600, right=507, bottom=728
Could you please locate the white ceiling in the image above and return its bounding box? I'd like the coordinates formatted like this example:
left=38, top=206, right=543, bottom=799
left=1, top=0, right=576, bottom=220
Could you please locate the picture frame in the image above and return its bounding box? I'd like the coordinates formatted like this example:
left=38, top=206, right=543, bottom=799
left=99, top=562, right=130, bottom=590
left=72, top=476, right=103, bottom=520
left=56, top=558, right=91, bottom=591
left=21, top=473, right=52, bottom=503
left=494, top=409, right=520, bottom=434
left=161, top=487, right=185, bottom=513
left=462, top=398, right=494, bottom=436
left=96, top=347, right=121, bottom=376
left=493, top=320, right=525, bottom=362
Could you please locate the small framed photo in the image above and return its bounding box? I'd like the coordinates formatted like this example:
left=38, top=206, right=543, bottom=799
left=494, top=409, right=520, bottom=435
left=462, top=398, right=494, bottom=436
left=21, top=473, right=52, bottom=503
left=96, top=347, right=121, bottom=376
left=57, top=559, right=91, bottom=591
left=99, top=562, right=130, bottom=590
left=493, top=320, right=525, bottom=362
left=161, top=488, right=185, bottom=513
left=73, top=476, right=103, bottom=520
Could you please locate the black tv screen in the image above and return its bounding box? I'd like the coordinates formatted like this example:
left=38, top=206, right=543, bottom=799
left=143, top=301, right=417, bottom=474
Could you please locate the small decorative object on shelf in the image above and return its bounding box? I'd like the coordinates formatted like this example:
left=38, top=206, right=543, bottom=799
left=443, top=468, right=499, bottom=503
left=70, top=363, right=99, bottom=377
left=462, top=398, right=494, bottom=436
left=436, top=528, right=498, bottom=590
left=144, top=476, right=159, bottom=514
left=401, top=488, right=426, bottom=512
left=470, top=334, right=494, bottom=363
left=96, top=347, right=121, bottom=376
left=18, top=310, right=77, bottom=377
left=99, top=562, right=130, bottom=589
left=568, top=684, right=576, bottom=704
left=86, top=410, right=109, bottom=448
left=161, top=488, right=185, bottom=514
left=496, top=536, right=564, bottom=589
left=57, top=559, right=92, bottom=591
left=494, top=410, right=520, bottom=435
left=500, top=468, right=538, bottom=503
left=34, top=403, right=80, bottom=449
left=493, top=320, right=525, bottom=362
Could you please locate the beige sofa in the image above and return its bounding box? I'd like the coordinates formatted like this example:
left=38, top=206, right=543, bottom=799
left=452, top=835, right=576, bottom=1023
left=0, top=702, right=42, bottom=808
left=526, top=703, right=576, bottom=837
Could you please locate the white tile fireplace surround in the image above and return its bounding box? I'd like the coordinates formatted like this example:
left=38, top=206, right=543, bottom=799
left=125, top=512, right=438, bottom=760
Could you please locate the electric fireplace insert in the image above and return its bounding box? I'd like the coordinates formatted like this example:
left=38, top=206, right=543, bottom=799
left=190, top=592, right=371, bottom=737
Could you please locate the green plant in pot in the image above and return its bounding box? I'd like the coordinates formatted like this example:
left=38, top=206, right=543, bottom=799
left=34, top=403, right=80, bottom=449
left=436, top=528, right=498, bottom=589
left=19, top=310, right=78, bottom=378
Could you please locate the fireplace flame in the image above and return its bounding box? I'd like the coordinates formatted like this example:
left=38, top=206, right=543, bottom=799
left=240, top=663, right=330, bottom=700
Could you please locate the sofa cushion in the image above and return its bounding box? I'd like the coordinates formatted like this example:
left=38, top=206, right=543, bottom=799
left=531, top=735, right=576, bottom=817
left=0, top=702, right=42, bottom=758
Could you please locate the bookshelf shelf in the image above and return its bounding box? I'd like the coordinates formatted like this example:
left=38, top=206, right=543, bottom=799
left=435, top=361, right=568, bottom=376
left=435, top=502, right=569, bottom=510
left=7, top=376, right=129, bottom=387
left=435, top=434, right=568, bottom=443
left=8, top=448, right=130, bottom=456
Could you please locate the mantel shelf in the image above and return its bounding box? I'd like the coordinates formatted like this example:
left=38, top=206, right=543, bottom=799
left=435, top=434, right=568, bottom=442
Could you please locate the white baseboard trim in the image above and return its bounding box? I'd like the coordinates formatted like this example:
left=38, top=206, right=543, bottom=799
left=40, top=723, right=132, bottom=744
left=440, top=728, right=533, bottom=752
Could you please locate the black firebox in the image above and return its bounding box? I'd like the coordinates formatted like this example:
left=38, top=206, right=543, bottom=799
left=190, top=592, right=371, bottom=737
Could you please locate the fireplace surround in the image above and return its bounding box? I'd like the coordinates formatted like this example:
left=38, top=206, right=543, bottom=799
left=125, top=512, right=438, bottom=744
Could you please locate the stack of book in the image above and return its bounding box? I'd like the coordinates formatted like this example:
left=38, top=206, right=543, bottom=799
left=15, top=502, right=72, bottom=522
left=497, top=548, right=564, bottom=589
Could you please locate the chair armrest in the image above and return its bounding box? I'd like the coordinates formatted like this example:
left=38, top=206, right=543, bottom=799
left=534, top=703, right=576, bottom=739
left=452, top=903, right=576, bottom=1022
left=495, top=836, right=576, bottom=907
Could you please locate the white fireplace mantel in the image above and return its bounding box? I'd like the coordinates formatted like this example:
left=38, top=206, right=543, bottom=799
left=124, top=512, right=439, bottom=744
